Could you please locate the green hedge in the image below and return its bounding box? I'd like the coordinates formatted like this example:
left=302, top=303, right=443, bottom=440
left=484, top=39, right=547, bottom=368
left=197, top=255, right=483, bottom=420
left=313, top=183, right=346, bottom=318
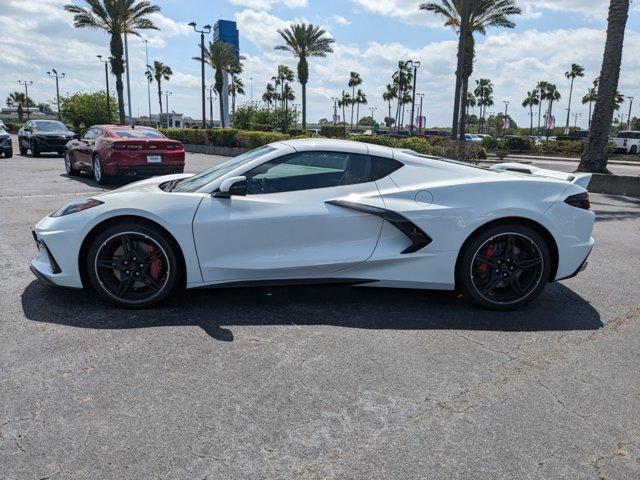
left=320, top=125, right=347, bottom=138
left=161, top=128, right=289, bottom=150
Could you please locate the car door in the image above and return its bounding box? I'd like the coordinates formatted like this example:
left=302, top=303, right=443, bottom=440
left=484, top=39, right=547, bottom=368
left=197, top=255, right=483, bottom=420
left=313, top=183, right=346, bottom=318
left=74, top=127, right=98, bottom=169
left=192, top=149, right=387, bottom=283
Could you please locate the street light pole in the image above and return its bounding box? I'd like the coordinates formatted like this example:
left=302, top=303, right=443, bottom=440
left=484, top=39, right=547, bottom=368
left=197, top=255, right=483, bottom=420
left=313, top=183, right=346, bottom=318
left=417, top=93, right=425, bottom=133
left=502, top=100, right=509, bottom=137
left=406, top=60, right=421, bottom=135
left=626, top=96, right=634, bottom=131
left=369, top=106, right=377, bottom=127
left=572, top=112, right=581, bottom=128
left=124, top=32, right=133, bottom=125
left=165, top=91, right=172, bottom=128
left=143, top=39, right=152, bottom=125
left=46, top=69, right=65, bottom=120
left=18, top=80, right=33, bottom=120
left=189, top=21, right=211, bottom=129
left=97, top=56, right=111, bottom=123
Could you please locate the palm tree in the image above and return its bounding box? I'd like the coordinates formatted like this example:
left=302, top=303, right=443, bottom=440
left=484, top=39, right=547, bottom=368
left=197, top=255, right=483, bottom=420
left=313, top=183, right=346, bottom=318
left=383, top=84, right=396, bottom=128
left=275, top=23, right=335, bottom=130
left=6, top=91, right=34, bottom=122
left=262, top=83, right=276, bottom=110
left=64, top=0, right=160, bottom=124
left=145, top=60, right=172, bottom=121
left=338, top=90, right=351, bottom=126
left=542, top=84, right=561, bottom=138
left=535, top=81, right=550, bottom=134
left=202, top=41, right=241, bottom=128
left=229, top=75, right=245, bottom=115
left=272, top=65, right=295, bottom=109
left=578, top=1, right=630, bottom=173
left=354, top=89, right=367, bottom=129
left=392, top=62, right=413, bottom=130
left=522, top=90, right=540, bottom=135
left=474, top=78, right=493, bottom=133
left=348, top=72, right=363, bottom=129
left=420, top=0, right=521, bottom=136
left=582, top=87, right=598, bottom=129
left=564, top=63, right=585, bottom=129
left=282, top=83, right=295, bottom=131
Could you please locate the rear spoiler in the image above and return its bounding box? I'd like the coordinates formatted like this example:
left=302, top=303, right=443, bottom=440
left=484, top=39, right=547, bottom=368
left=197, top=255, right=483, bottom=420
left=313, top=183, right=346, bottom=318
left=489, top=162, right=591, bottom=188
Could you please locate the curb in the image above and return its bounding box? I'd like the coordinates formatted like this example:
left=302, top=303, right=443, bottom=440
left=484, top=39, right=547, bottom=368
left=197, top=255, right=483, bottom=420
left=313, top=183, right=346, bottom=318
left=487, top=153, right=639, bottom=166
left=588, top=174, right=640, bottom=197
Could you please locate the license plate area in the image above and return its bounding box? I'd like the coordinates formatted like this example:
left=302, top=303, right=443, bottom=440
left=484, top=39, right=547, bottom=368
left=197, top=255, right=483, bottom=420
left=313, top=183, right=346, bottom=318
left=147, top=155, right=162, bottom=163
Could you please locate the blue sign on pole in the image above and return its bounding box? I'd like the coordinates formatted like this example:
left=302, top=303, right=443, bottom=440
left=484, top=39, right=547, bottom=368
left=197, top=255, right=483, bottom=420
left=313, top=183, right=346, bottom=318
left=213, top=20, right=239, bottom=57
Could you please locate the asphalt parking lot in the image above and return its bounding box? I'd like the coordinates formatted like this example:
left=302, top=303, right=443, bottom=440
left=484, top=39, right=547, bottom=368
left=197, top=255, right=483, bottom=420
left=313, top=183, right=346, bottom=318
left=1, top=139, right=640, bottom=479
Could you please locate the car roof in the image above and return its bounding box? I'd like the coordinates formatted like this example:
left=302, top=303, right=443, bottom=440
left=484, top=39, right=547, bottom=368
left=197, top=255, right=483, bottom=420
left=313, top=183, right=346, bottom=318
left=279, top=137, right=396, bottom=155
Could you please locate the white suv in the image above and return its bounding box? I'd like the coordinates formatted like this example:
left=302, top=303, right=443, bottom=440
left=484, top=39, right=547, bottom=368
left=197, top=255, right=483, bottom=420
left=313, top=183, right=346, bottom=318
left=612, top=131, right=640, bottom=154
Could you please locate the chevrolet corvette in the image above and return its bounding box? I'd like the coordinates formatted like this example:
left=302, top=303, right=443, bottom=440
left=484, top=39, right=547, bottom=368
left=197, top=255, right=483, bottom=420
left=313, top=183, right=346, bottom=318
left=31, top=139, right=595, bottom=310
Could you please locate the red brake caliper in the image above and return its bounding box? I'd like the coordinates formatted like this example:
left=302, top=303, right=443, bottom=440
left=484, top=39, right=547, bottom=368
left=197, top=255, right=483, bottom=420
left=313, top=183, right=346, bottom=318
left=476, top=243, right=496, bottom=274
left=146, top=244, right=162, bottom=279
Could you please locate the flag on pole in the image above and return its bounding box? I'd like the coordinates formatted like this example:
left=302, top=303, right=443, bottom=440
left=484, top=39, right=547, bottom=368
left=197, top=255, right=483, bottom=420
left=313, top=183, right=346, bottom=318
left=546, top=114, right=555, bottom=130
left=502, top=117, right=510, bottom=129
left=417, top=116, right=426, bottom=129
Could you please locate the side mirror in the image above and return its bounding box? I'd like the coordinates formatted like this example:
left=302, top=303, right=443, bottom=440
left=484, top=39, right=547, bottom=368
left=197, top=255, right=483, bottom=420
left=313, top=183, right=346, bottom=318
left=213, top=176, right=247, bottom=198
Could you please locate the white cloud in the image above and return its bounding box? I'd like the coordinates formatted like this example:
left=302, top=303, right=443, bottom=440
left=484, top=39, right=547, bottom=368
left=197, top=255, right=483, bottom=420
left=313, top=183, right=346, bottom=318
left=228, top=0, right=307, bottom=10
left=333, top=15, right=351, bottom=26
left=351, top=0, right=442, bottom=26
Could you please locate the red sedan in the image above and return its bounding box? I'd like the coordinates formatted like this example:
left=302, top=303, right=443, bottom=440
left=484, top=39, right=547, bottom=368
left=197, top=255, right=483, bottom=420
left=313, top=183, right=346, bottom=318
left=64, top=125, right=185, bottom=184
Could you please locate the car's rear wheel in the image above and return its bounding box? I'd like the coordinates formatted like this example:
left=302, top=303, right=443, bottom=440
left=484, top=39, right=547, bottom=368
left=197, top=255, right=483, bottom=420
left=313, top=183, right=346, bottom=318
left=4, top=150, right=12, bottom=158
left=457, top=223, right=551, bottom=310
left=93, top=154, right=106, bottom=184
left=64, top=151, right=79, bottom=175
left=630, top=145, right=638, bottom=155
left=19, top=139, right=27, bottom=155
left=86, top=223, right=180, bottom=308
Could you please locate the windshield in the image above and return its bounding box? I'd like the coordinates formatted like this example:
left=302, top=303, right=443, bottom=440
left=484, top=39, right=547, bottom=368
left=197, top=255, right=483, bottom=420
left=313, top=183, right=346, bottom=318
left=114, top=128, right=165, bottom=139
left=34, top=121, right=69, bottom=132
left=172, top=145, right=276, bottom=193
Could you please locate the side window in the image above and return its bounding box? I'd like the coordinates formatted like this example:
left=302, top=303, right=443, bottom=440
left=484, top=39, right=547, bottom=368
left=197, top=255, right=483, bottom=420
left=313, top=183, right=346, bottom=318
left=369, top=156, right=403, bottom=181
left=83, top=128, right=97, bottom=140
left=244, top=151, right=371, bottom=194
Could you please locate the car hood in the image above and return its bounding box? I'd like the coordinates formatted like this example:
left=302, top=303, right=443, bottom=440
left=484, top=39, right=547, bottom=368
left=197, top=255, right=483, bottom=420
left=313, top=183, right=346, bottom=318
left=93, top=173, right=194, bottom=199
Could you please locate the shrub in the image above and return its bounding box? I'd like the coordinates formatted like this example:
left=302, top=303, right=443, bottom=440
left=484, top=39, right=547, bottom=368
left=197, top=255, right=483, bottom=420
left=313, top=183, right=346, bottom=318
left=160, top=128, right=209, bottom=145
left=348, top=134, right=398, bottom=147
left=498, top=137, right=532, bottom=151
left=480, top=136, right=498, bottom=150
left=234, top=130, right=288, bottom=149
left=320, top=125, right=347, bottom=138
left=4, top=123, right=23, bottom=133
left=398, top=137, right=437, bottom=155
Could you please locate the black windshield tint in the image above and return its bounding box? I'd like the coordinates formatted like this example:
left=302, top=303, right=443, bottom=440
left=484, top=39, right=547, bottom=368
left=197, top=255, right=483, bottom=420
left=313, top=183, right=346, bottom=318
left=34, top=121, right=68, bottom=132
left=114, top=129, right=165, bottom=139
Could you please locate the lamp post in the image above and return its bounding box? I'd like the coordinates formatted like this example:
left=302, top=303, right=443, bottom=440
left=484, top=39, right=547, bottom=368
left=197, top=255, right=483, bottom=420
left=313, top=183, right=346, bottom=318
left=502, top=100, right=509, bottom=137
left=406, top=60, right=421, bottom=135
left=626, top=96, right=634, bottom=131
left=124, top=32, right=133, bottom=124
left=164, top=91, right=172, bottom=128
left=572, top=112, right=581, bottom=128
left=143, top=39, right=152, bottom=125
left=46, top=69, right=65, bottom=120
left=369, top=106, right=377, bottom=127
left=417, top=93, right=425, bottom=133
left=18, top=80, right=33, bottom=120
left=188, top=21, right=211, bottom=129
left=331, top=97, right=339, bottom=125
left=97, top=55, right=112, bottom=123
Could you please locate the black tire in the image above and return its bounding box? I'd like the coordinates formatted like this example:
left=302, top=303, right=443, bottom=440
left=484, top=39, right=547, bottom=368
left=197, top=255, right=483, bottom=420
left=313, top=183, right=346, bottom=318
left=31, top=140, right=40, bottom=157
left=457, top=223, right=551, bottom=310
left=64, top=151, right=79, bottom=175
left=92, top=154, right=106, bottom=184
left=86, top=222, right=180, bottom=308
left=19, top=139, right=27, bottom=155
left=630, top=145, right=638, bottom=155
left=4, top=150, right=13, bottom=158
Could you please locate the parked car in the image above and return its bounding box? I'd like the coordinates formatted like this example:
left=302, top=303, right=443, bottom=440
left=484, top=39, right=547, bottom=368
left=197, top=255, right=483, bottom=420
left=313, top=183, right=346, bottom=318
left=464, top=133, right=483, bottom=143
left=18, top=120, right=76, bottom=157
left=64, top=125, right=185, bottom=184
left=557, top=130, right=589, bottom=142
left=423, top=130, right=452, bottom=139
left=387, top=130, right=411, bottom=139
left=0, top=126, right=12, bottom=158
left=475, top=134, right=493, bottom=140
left=0, top=119, right=6, bottom=130
left=611, top=131, right=640, bottom=154
left=32, top=139, right=594, bottom=310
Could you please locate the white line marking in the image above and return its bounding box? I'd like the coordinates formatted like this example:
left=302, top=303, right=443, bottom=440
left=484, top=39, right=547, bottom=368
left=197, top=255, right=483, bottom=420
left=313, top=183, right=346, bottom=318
left=0, top=191, right=105, bottom=200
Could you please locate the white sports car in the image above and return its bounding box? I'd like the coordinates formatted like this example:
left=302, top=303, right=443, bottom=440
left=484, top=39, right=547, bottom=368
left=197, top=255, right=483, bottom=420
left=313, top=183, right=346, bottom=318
left=31, top=139, right=595, bottom=310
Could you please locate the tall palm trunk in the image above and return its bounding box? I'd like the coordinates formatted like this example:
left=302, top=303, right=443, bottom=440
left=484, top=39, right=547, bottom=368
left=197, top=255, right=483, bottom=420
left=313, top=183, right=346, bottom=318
left=356, top=101, right=360, bottom=129
left=301, top=81, right=307, bottom=130
left=529, top=105, right=534, bottom=135
left=109, top=33, right=126, bottom=124
left=387, top=100, right=392, bottom=127
left=546, top=99, right=555, bottom=139
left=565, top=77, right=575, bottom=129
left=537, top=91, right=543, bottom=134
left=157, top=80, right=163, bottom=118
left=350, top=86, right=355, bottom=129
left=459, top=75, right=469, bottom=136
left=588, top=101, right=593, bottom=129
left=578, top=0, right=630, bottom=172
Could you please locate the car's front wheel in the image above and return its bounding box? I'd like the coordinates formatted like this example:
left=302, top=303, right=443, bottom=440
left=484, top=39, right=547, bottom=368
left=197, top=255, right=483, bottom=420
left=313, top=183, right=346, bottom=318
left=64, top=151, right=79, bottom=175
left=86, top=222, right=180, bottom=308
left=457, top=223, right=551, bottom=310
left=31, top=140, right=40, bottom=157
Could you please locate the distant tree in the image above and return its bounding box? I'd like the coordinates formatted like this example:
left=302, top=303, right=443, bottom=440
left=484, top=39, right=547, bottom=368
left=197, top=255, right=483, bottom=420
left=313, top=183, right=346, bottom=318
left=272, top=65, right=295, bottom=108
left=474, top=78, right=494, bottom=132
left=535, top=80, right=551, bottom=133
left=145, top=60, right=173, bottom=120
left=59, top=91, right=117, bottom=131
left=203, top=41, right=241, bottom=128
left=384, top=116, right=395, bottom=128
left=564, top=63, right=585, bottom=129
left=579, top=0, right=630, bottom=173
left=358, top=115, right=373, bottom=126
left=542, top=83, right=561, bottom=138
left=348, top=71, right=362, bottom=129
left=64, top=0, right=160, bottom=124
left=354, top=89, right=367, bottom=128
left=262, top=83, right=276, bottom=110
left=275, top=23, right=334, bottom=130
left=582, top=87, right=598, bottom=129
left=229, top=75, right=245, bottom=115
left=6, top=91, right=35, bottom=122
left=318, top=117, right=330, bottom=125
left=382, top=84, right=396, bottom=128
left=338, top=90, right=351, bottom=127
left=522, top=90, right=540, bottom=135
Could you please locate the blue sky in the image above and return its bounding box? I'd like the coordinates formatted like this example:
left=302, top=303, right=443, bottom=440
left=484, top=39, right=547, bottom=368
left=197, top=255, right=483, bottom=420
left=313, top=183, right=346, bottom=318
left=1, top=0, right=639, bottom=128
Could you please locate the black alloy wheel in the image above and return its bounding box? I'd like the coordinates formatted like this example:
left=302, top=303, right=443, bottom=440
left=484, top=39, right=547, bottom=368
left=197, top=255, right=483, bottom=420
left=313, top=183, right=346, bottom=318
left=458, top=224, right=551, bottom=310
left=87, top=224, right=180, bottom=308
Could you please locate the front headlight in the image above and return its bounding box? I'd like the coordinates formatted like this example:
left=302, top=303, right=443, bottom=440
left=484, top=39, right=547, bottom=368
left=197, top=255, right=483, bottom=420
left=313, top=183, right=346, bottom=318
left=50, top=198, right=104, bottom=217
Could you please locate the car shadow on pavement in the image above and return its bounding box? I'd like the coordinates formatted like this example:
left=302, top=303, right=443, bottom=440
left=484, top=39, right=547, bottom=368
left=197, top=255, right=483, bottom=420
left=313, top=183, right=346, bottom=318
left=21, top=280, right=602, bottom=341
left=59, top=173, right=137, bottom=190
